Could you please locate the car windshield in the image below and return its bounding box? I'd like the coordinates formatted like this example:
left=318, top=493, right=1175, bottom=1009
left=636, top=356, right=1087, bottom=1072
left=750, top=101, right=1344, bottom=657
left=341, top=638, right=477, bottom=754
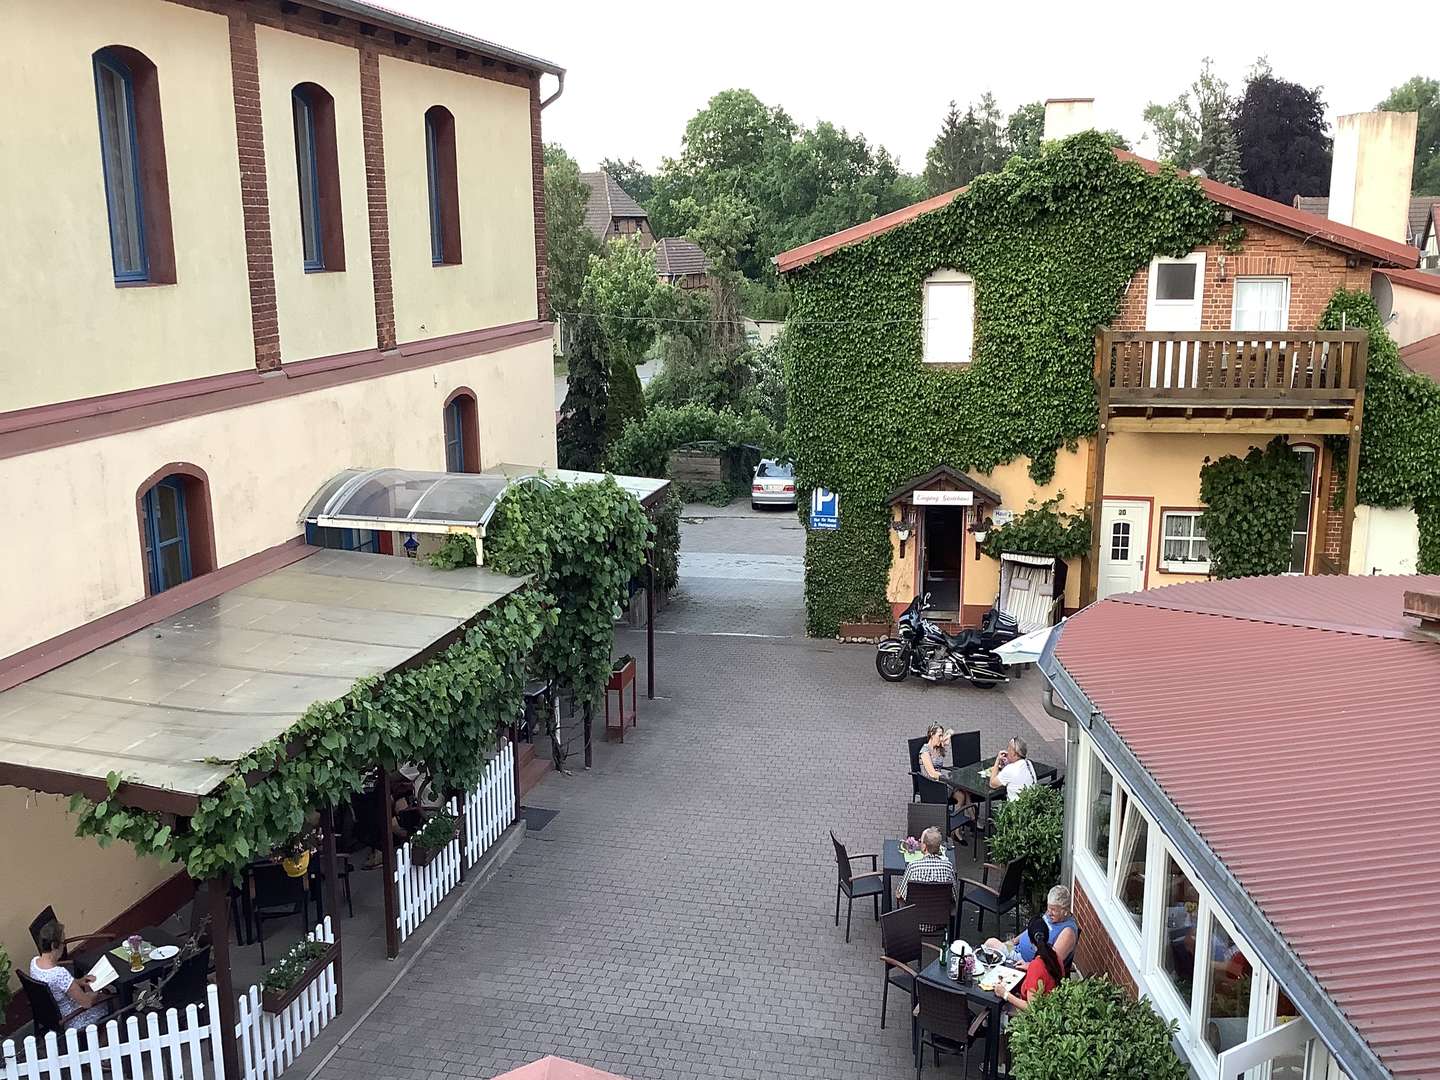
left=756, top=461, right=793, bottom=478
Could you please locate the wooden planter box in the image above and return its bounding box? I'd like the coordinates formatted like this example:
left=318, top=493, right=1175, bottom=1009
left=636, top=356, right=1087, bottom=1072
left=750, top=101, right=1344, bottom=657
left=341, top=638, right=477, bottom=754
left=606, top=656, right=636, bottom=689
left=261, top=940, right=339, bottom=1014
left=410, top=819, right=459, bottom=868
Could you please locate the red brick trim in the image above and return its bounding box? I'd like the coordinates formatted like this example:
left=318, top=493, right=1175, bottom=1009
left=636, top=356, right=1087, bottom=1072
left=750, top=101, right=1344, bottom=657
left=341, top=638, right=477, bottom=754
left=1071, top=877, right=1138, bottom=996
left=133, top=462, right=220, bottom=595
left=359, top=47, right=396, bottom=348
left=0, top=319, right=551, bottom=460
left=0, top=537, right=312, bottom=694
left=227, top=11, right=281, bottom=370
left=530, top=83, right=547, bottom=320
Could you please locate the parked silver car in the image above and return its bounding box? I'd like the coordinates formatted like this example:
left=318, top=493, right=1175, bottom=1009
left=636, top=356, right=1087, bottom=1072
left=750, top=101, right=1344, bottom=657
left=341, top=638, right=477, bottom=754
left=751, top=459, right=796, bottom=509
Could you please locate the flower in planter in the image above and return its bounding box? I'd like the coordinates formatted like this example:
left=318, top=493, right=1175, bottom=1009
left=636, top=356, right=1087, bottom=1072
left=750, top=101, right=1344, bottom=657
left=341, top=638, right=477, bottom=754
left=411, top=809, right=458, bottom=854
left=261, top=939, right=332, bottom=994
left=900, top=836, right=922, bottom=855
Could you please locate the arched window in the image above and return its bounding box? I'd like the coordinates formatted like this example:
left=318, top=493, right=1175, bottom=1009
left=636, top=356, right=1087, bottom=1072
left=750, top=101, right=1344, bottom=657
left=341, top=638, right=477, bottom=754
left=292, top=83, right=344, bottom=271
left=136, top=467, right=216, bottom=595
left=425, top=106, right=461, bottom=266
left=443, top=390, right=480, bottom=473
left=93, top=46, right=174, bottom=284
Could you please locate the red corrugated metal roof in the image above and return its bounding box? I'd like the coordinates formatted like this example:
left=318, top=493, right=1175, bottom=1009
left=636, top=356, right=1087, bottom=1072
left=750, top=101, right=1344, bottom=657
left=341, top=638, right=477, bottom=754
left=1384, top=267, right=1440, bottom=297
left=774, top=150, right=1420, bottom=273
left=1055, top=576, right=1440, bottom=1080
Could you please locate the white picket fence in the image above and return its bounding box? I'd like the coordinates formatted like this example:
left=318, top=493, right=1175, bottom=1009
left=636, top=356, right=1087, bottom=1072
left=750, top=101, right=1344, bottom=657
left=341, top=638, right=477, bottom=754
left=463, top=740, right=515, bottom=869
left=2, top=985, right=225, bottom=1079
left=1, top=920, right=338, bottom=1080
left=235, top=917, right=338, bottom=1080
left=395, top=743, right=517, bottom=943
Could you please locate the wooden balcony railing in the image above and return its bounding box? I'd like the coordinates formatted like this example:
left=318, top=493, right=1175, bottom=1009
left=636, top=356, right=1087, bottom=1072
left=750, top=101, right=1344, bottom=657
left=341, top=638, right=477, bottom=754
left=1098, top=330, right=1368, bottom=409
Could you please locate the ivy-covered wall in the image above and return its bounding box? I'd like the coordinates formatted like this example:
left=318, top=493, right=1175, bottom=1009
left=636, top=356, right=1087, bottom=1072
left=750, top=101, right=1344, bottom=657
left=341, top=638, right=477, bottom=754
left=784, top=134, right=1219, bottom=635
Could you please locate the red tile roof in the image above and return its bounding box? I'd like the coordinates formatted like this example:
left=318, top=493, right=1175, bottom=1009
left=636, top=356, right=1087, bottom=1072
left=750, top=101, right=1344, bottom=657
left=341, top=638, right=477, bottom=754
left=1400, top=331, right=1440, bottom=381
left=775, top=150, right=1420, bottom=273
left=652, top=236, right=710, bottom=278
left=1054, top=575, right=1440, bottom=1080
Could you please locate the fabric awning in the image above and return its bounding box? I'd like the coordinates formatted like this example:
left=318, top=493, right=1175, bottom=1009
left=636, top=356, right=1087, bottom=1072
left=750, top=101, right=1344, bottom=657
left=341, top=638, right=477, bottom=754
left=0, top=549, right=526, bottom=812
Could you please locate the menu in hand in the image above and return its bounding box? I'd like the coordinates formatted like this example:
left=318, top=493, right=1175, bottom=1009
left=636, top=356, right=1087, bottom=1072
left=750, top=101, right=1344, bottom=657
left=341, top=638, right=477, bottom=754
left=86, top=955, right=120, bottom=993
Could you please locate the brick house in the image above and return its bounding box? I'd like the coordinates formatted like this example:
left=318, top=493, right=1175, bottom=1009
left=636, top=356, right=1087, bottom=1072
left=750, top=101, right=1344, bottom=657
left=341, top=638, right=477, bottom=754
left=776, top=101, right=1422, bottom=627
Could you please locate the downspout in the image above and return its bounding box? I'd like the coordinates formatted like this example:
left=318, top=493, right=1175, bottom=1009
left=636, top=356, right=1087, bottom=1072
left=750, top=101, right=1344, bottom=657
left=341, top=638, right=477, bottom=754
left=540, top=71, right=565, bottom=110
left=1037, top=623, right=1079, bottom=886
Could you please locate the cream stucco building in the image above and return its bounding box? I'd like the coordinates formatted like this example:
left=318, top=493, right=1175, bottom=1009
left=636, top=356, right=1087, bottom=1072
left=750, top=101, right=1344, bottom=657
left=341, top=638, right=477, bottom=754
left=0, top=0, right=559, bottom=998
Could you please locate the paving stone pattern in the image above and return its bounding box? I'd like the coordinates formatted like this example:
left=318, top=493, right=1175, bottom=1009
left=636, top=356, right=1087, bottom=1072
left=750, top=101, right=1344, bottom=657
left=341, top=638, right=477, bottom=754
left=314, top=509, right=1058, bottom=1080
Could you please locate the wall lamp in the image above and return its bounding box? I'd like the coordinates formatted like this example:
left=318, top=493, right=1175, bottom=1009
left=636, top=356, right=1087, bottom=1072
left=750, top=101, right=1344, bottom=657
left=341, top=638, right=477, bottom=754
left=968, top=514, right=994, bottom=560
left=891, top=507, right=915, bottom=558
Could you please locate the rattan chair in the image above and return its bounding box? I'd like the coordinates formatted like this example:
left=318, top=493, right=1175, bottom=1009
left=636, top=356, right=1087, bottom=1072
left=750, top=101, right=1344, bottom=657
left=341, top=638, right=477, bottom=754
left=902, top=881, right=956, bottom=943
left=914, top=977, right=976, bottom=1077
left=957, top=859, right=1025, bottom=936
left=948, top=730, right=982, bottom=768
left=830, top=832, right=884, bottom=943
left=906, top=801, right=947, bottom=839
left=879, top=907, right=941, bottom=1029
left=907, top=737, right=928, bottom=800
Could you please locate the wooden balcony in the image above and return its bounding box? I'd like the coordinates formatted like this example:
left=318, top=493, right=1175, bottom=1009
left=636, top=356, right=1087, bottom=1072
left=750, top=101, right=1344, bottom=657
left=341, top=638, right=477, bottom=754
left=1096, top=329, right=1368, bottom=434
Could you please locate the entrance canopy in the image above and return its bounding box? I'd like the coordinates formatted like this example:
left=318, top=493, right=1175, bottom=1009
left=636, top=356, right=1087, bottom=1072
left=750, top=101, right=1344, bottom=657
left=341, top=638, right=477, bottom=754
left=301, top=466, right=671, bottom=540
left=0, top=550, right=526, bottom=814
left=884, top=464, right=1001, bottom=508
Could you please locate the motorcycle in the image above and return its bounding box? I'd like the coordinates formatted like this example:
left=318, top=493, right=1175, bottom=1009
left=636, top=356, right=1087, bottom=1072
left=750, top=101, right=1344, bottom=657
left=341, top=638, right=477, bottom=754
left=874, top=593, right=1019, bottom=689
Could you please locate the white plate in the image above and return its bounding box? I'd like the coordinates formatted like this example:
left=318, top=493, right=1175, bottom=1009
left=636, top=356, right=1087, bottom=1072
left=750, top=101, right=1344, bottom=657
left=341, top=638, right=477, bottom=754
left=148, top=945, right=180, bottom=961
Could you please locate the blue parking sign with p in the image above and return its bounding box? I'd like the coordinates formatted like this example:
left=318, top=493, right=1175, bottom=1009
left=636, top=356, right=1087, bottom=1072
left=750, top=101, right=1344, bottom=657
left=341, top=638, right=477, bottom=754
left=809, top=488, right=840, bottom=530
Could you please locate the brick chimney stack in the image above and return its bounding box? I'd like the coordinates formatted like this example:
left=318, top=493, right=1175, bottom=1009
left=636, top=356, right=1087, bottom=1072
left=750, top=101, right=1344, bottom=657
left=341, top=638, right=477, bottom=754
left=1327, top=111, right=1418, bottom=244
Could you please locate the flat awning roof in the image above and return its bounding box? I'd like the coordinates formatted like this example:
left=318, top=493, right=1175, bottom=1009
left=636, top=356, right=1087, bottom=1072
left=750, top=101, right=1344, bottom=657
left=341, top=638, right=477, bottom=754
left=300, top=466, right=672, bottom=537
left=0, top=549, right=527, bottom=813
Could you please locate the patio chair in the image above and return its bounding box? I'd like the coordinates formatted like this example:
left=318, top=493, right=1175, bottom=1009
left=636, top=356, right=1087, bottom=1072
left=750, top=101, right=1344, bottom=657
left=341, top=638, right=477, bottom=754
left=915, top=775, right=980, bottom=853
left=189, top=881, right=247, bottom=948
left=948, top=730, right=981, bottom=768
left=16, top=970, right=67, bottom=1040
left=830, top=832, right=884, bottom=943
left=159, top=945, right=212, bottom=1014
left=906, top=801, right=947, bottom=839
left=309, top=854, right=355, bottom=920
left=902, top=882, right=955, bottom=944
left=879, top=906, right=938, bottom=1029
left=914, top=977, right=976, bottom=1077
left=907, top=737, right=927, bottom=800
left=27, top=907, right=108, bottom=971
left=248, top=864, right=312, bottom=964
left=956, top=859, right=1026, bottom=937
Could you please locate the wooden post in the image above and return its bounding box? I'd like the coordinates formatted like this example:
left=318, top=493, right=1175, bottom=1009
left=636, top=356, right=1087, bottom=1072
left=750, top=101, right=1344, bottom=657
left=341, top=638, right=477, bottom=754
left=582, top=700, right=593, bottom=769
left=378, top=770, right=399, bottom=959
left=319, top=806, right=344, bottom=1015
left=645, top=545, right=656, bottom=701
left=207, top=875, right=241, bottom=1080
left=1338, top=337, right=1368, bottom=574
left=1079, top=330, right=1112, bottom=607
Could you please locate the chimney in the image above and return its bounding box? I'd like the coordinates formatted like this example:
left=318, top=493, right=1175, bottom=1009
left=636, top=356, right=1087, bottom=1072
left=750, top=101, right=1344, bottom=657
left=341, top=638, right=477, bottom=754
left=1327, top=111, right=1418, bottom=243
left=1043, top=98, right=1095, bottom=142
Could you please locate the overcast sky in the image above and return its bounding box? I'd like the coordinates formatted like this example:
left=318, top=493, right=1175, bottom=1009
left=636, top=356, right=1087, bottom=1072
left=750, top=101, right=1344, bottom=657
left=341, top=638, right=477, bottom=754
left=390, top=0, right=1430, bottom=174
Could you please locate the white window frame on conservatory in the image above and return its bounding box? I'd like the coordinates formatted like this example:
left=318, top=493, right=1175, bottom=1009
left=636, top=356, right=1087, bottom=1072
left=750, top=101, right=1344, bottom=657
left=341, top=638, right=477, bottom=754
left=1071, top=731, right=1352, bottom=1080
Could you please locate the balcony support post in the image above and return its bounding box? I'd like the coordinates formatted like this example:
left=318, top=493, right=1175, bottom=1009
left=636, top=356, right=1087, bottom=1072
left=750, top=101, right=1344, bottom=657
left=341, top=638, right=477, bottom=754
left=1337, top=338, right=1368, bottom=574
left=1080, top=330, right=1112, bottom=607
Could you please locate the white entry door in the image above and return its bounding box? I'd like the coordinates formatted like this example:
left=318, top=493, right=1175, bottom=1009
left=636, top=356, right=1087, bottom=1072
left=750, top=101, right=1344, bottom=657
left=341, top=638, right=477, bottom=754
left=1098, top=500, right=1150, bottom=599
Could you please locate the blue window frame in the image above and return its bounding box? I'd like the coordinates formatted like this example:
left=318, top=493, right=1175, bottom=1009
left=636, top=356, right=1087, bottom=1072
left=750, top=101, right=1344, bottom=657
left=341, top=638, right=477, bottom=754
left=444, top=399, right=466, bottom=472
left=304, top=523, right=379, bottom=552
left=293, top=89, right=323, bottom=270
left=142, top=477, right=192, bottom=594
left=426, top=113, right=444, bottom=265
left=93, top=50, right=148, bottom=282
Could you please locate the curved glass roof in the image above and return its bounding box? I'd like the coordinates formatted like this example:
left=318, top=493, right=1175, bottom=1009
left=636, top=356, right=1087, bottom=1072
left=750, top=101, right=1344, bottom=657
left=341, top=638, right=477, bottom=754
left=300, top=467, right=672, bottom=534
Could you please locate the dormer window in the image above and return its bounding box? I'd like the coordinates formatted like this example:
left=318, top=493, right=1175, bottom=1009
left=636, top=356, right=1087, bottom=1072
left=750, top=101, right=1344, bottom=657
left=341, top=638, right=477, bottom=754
left=922, top=269, right=974, bottom=365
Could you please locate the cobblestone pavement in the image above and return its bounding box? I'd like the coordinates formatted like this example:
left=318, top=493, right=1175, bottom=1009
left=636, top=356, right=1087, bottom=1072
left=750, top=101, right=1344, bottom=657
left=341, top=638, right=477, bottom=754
left=314, top=506, right=1058, bottom=1080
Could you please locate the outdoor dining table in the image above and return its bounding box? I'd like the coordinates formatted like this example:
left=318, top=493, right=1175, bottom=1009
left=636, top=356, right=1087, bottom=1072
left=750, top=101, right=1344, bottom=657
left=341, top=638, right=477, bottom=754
left=915, top=952, right=1021, bottom=1080
left=880, top=838, right=958, bottom=914
left=96, top=927, right=181, bottom=1006
left=940, top=758, right=1060, bottom=804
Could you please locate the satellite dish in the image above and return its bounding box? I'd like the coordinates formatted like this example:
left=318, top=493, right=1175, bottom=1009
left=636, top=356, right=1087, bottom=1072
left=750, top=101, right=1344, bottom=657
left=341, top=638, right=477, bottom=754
left=1370, top=272, right=1394, bottom=322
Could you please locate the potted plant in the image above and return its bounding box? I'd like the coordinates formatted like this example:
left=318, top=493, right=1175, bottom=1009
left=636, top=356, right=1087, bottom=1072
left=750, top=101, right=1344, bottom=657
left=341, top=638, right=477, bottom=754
left=986, top=783, right=1064, bottom=913
left=607, top=655, right=635, bottom=688
left=261, top=937, right=338, bottom=1014
left=1007, top=976, right=1187, bottom=1079
left=409, top=808, right=459, bottom=868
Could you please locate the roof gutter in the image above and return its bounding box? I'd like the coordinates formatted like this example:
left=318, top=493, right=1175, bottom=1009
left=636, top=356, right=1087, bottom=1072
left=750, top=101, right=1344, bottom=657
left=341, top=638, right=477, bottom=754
left=1039, top=638, right=1390, bottom=1080
left=540, top=71, right=565, bottom=110
left=307, top=0, right=564, bottom=77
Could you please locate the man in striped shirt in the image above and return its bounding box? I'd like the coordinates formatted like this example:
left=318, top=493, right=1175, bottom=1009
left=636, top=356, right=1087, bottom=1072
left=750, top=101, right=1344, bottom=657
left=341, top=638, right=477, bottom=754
left=895, top=826, right=955, bottom=906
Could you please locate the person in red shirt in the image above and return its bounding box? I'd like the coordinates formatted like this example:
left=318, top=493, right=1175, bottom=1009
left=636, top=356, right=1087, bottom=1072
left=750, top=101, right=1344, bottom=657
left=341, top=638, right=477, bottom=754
left=995, top=917, right=1064, bottom=1012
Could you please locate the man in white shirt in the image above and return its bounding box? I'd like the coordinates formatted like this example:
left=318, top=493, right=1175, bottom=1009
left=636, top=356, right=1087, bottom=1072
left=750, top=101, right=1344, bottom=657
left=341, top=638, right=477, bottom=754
left=988, top=736, right=1038, bottom=801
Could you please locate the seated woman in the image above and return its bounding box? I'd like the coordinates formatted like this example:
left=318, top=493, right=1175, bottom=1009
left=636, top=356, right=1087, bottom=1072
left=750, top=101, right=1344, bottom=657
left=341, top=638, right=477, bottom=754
left=994, top=917, right=1064, bottom=1013
left=917, top=724, right=974, bottom=835
left=985, top=885, right=1078, bottom=971
left=30, top=921, right=114, bottom=1030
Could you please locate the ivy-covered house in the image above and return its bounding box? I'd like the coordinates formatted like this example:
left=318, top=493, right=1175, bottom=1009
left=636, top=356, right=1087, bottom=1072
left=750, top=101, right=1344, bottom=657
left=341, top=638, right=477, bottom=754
left=776, top=121, right=1435, bottom=636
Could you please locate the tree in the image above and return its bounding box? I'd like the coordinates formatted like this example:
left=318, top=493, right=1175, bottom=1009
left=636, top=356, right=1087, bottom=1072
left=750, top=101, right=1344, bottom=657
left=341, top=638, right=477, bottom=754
left=556, top=315, right=609, bottom=470
left=1143, top=59, right=1242, bottom=184
left=680, top=192, right=754, bottom=356
left=543, top=144, right=601, bottom=317
left=1005, top=101, right=1045, bottom=159
left=1234, top=62, right=1331, bottom=203
left=922, top=93, right=1008, bottom=195
left=1378, top=76, right=1440, bottom=195
left=598, top=156, right=655, bottom=206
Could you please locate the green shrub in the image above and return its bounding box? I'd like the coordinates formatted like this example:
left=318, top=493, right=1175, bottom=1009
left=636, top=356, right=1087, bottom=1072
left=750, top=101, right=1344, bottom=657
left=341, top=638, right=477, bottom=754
left=0, top=944, right=10, bottom=1014
left=605, top=403, right=779, bottom=479
left=981, top=493, right=1090, bottom=559
left=1007, top=977, right=1187, bottom=1080
left=1199, top=437, right=1305, bottom=578
left=651, top=490, right=682, bottom=591
left=986, top=783, right=1064, bottom=908
left=411, top=808, right=458, bottom=853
